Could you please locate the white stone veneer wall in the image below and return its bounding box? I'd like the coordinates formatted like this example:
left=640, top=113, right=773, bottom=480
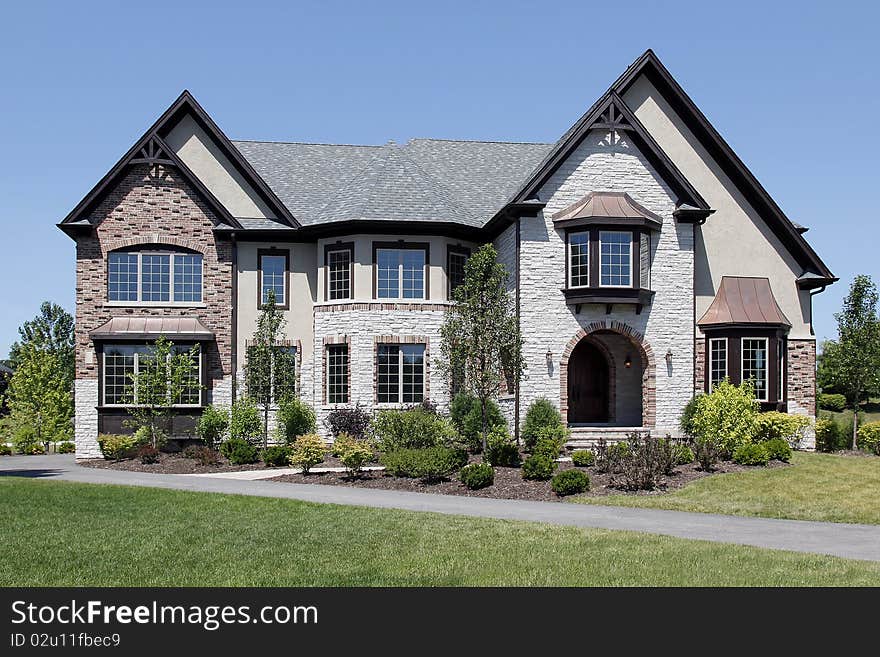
left=519, top=129, right=694, bottom=434
left=74, top=379, right=101, bottom=458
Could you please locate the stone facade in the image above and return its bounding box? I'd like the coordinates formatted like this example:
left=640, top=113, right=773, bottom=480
left=694, top=337, right=705, bottom=395
left=787, top=339, right=817, bottom=449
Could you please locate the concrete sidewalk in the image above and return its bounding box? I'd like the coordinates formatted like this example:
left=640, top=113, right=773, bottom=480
left=2, top=454, right=880, bottom=562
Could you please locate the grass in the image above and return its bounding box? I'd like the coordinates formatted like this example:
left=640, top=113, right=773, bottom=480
left=1, top=478, right=879, bottom=586
left=573, top=452, right=880, bottom=525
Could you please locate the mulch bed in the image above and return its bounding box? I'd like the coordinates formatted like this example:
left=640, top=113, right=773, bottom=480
left=267, top=456, right=788, bottom=502
left=78, top=452, right=346, bottom=474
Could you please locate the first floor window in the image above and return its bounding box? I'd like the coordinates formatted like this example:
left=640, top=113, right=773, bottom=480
left=326, top=344, right=349, bottom=404
left=568, top=231, right=590, bottom=288
left=260, top=252, right=288, bottom=306
left=778, top=339, right=786, bottom=401
left=246, top=345, right=296, bottom=403
left=709, top=338, right=727, bottom=391
left=599, top=230, right=632, bottom=287
left=108, top=250, right=203, bottom=303
left=376, top=247, right=426, bottom=299
left=327, top=249, right=352, bottom=300
left=742, top=338, right=769, bottom=402
left=377, top=344, right=425, bottom=404
left=102, top=343, right=201, bottom=406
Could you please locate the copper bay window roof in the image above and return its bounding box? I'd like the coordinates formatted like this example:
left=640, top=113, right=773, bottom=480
left=551, top=191, right=663, bottom=228
left=89, top=317, right=215, bottom=341
left=698, top=276, right=791, bottom=328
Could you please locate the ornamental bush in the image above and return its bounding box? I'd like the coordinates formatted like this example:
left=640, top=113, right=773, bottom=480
left=532, top=425, right=567, bottom=460
left=551, top=469, right=590, bottom=496
left=616, top=433, right=675, bottom=490
left=485, top=425, right=521, bottom=467
left=690, top=380, right=759, bottom=456
left=0, top=444, right=11, bottom=456
left=185, top=445, right=220, bottom=466
left=196, top=405, right=229, bottom=449
left=679, top=395, right=704, bottom=438
left=324, top=404, right=372, bottom=440
left=137, top=445, right=160, bottom=464
left=762, top=438, right=792, bottom=462
left=815, top=416, right=849, bottom=452
left=672, top=443, right=695, bottom=465
left=570, top=449, right=595, bottom=467
left=229, top=397, right=262, bottom=444
left=460, top=463, right=494, bottom=489
left=220, top=437, right=259, bottom=465
left=97, top=433, right=138, bottom=461
left=277, top=397, right=317, bottom=444
left=261, top=444, right=292, bottom=467
left=732, top=443, right=769, bottom=466
left=450, top=392, right=506, bottom=452
left=371, top=407, right=456, bottom=453
left=334, top=433, right=374, bottom=477
left=856, top=421, right=880, bottom=455
left=754, top=411, right=811, bottom=446
left=522, top=398, right=564, bottom=452
left=380, top=446, right=468, bottom=481
left=695, top=440, right=720, bottom=471
left=289, top=433, right=327, bottom=474
left=57, top=442, right=75, bottom=454
left=521, top=454, right=555, bottom=481
left=818, top=393, right=847, bottom=412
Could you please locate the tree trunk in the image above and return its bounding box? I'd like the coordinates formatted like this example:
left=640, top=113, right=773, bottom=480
left=263, top=404, right=269, bottom=450
left=480, top=396, right=488, bottom=455
left=852, top=394, right=860, bottom=450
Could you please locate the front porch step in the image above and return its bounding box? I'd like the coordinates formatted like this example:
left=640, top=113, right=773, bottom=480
left=565, top=426, right=651, bottom=449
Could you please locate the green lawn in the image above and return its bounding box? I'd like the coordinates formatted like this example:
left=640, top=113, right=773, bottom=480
left=1, top=478, right=879, bottom=586
left=573, top=452, right=880, bottom=525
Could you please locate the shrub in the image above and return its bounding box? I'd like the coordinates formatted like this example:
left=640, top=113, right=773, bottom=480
left=460, top=463, right=494, bottom=489
left=754, top=412, right=811, bottom=446
left=0, top=444, right=12, bottom=456
left=380, top=446, right=468, bottom=481
left=695, top=440, right=720, bottom=471
left=324, top=404, right=371, bottom=440
left=229, top=397, right=262, bottom=443
left=97, top=433, right=138, bottom=461
left=262, top=445, right=292, bottom=467
left=672, top=443, right=695, bottom=465
left=690, top=380, right=759, bottom=456
left=277, top=397, right=317, bottom=444
left=185, top=445, right=220, bottom=466
left=289, top=433, right=326, bottom=474
left=485, top=425, right=521, bottom=467
left=856, top=421, right=880, bottom=455
left=21, top=443, right=45, bottom=455
left=220, top=438, right=259, bottom=465
left=616, top=433, right=674, bottom=490
left=679, top=395, right=704, bottom=438
left=196, top=405, right=229, bottom=449
left=762, top=438, right=792, bottom=462
left=371, top=407, right=456, bottom=452
left=522, top=398, right=564, bottom=452
left=57, top=442, right=75, bottom=454
left=450, top=392, right=477, bottom=432
left=450, top=393, right=506, bottom=452
left=137, top=445, right=160, bottom=464
left=551, top=469, right=590, bottom=496
left=13, top=425, right=41, bottom=454
left=532, top=425, right=568, bottom=460
left=818, top=393, right=847, bottom=412
left=815, top=416, right=849, bottom=452
left=336, top=437, right=374, bottom=477
left=570, top=449, right=595, bottom=467
left=595, top=439, right=626, bottom=474
left=521, top=454, right=555, bottom=481
left=732, top=443, right=769, bottom=466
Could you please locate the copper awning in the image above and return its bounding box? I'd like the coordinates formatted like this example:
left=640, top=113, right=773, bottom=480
left=89, top=317, right=215, bottom=341
left=698, top=277, right=791, bottom=328
left=551, top=191, right=663, bottom=228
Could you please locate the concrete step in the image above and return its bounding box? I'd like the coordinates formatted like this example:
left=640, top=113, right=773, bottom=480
left=565, top=427, right=651, bottom=449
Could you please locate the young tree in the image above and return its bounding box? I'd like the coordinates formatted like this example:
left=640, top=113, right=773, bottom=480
left=245, top=289, right=295, bottom=448
left=440, top=244, right=524, bottom=453
left=8, top=302, right=75, bottom=387
left=124, top=336, right=201, bottom=449
left=6, top=346, right=73, bottom=451
left=819, top=275, right=880, bottom=449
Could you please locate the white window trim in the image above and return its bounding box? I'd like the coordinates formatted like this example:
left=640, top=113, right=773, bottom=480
left=708, top=337, right=727, bottom=392
left=567, top=231, right=590, bottom=289
left=741, top=337, right=769, bottom=402
left=376, top=344, right=426, bottom=405
left=598, top=230, right=633, bottom=288
left=102, top=349, right=203, bottom=408
left=778, top=340, right=785, bottom=402
left=260, top=253, right=288, bottom=306
left=376, top=248, right=427, bottom=301
left=107, top=250, right=204, bottom=306
left=325, top=344, right=349, bottom=405
left=326, top=248, right=353, bottom=301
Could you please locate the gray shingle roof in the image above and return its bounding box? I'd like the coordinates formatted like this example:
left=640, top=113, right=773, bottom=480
left=231, top=138, right=552, bottom=228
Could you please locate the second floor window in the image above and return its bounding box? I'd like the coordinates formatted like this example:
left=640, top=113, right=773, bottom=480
left=327, top=248, right=352, bottom=300
left=377, top=344, right=425, bottom=404
left=108, top=251, right=203, bottom=304
left=568, top=232, right=590, bottom=288
left=376, top=247, right=426, bottom=299
left=447, top=248, right=469, bottom=297
left=599, top=231, right=632, bottom=287
left=259, top=251, right=288, bottom=307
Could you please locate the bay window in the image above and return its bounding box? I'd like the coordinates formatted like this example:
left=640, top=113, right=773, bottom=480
left=102, top=343, right=201, bottom=406
left=447, top=246, right=470, bottom=297
left=709, top=337, right=727, bottom=391
left=326, top=244, right=353, bottom=301
left=599, top=230, right=632, bottom=287
left=108, top=250, right=203, bottom=304
left=377, top=344, right=425, bottom=404
left=374, top=243, right=428, bottom=300
left=742, top=338, right=769, bottom=402
left=567, top=232, right=590, bottom=288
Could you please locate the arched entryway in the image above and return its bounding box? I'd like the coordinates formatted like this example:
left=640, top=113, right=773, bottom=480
left=567, top=339, right=611, bottom=423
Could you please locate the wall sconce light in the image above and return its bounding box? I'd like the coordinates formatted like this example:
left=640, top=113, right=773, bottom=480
left=624, top=354, right=632, bottom=368
left=545, top=349, right=553, bottom=365
left=665, top=349, right=673, bottom=365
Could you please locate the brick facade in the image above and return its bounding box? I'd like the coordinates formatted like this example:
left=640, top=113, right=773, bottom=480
left=694, top=336, right=705, bottom=395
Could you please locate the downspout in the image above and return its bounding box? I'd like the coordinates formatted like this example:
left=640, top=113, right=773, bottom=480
left=231, top=232, right=239, bottom=403
left=514, top=216, right=522, bottom=446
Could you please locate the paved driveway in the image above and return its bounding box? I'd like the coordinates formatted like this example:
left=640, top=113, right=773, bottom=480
left=3, top=454, right=880, bottom=562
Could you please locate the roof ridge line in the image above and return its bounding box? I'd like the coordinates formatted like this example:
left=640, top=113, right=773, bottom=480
left=232, top=138, right=385, bottom=148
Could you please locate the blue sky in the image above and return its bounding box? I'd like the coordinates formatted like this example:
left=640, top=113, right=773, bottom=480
left=1, top=0, right=877, bottom=357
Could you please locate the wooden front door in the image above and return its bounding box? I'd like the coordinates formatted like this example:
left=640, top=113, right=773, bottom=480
left=567, top=340, right=609, bottom=423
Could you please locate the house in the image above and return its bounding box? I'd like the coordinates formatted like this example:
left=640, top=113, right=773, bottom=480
left=59, top=50, right=834, bottom=458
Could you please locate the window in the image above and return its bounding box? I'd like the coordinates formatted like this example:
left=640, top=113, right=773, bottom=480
left=568, top=232, right=590, bottom=288
left=376, top=246, right=426, bottom=299
left=709, top=338, right=727, bottom=391
left=108, top=251, right=203, bottom=304
left=245, top=345, right=296, bottom=403
left=326, top=344, right=349, bottom=404
left=102, top=344, right=201, bottom=406
left=259, top=251, right=288, bottom=306
left=778, top=339, right=785, bottom=401
left=447, top=248, right=469, bottom=297
left=377, top=344, right=425, bottom=404
left=599, top=231, right=632, bottom=287
left=742, top=338, right=769, bottom=402
left=327, top=248, right=352, bottom=301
